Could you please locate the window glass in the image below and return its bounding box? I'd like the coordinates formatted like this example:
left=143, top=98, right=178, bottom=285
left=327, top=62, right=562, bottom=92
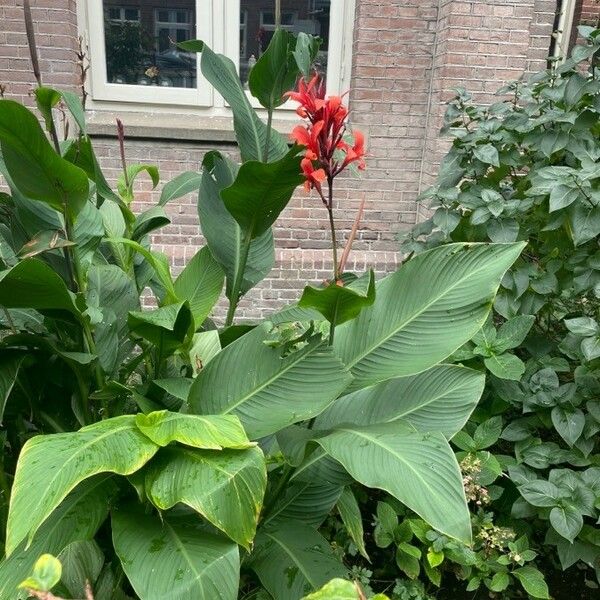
left=239, top=0, right=331, bottom=87
left=103, top=1, right=197, bottom=88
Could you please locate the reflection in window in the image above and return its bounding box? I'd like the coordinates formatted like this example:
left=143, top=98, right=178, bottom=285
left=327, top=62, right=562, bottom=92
left=103, top=1, right=197, bottom=88
left=239, top=0, right=331, bottom=87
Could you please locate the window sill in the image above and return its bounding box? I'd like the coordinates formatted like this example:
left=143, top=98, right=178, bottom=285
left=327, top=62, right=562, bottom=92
left=86, top=110, right=297, bottom=144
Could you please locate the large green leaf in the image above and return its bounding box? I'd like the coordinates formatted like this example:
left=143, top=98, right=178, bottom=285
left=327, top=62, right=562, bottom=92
left=5, top=416, right=159, bottom=556
left=160, top=171, right=203, bottom=206
left=188, top=323, right=352, bottom=439
left=135, top=410, right=254, bottom=449
left=0, top=476, right=116, bottom=600
left=221, top=146, right=304, bottom=240
left=145, top=446, right=266, bottom=548
left=179, top=41, right=288, bottom=162
left=174, top=246, right=224, bottom=329
left=0, top=99, right=89, bottom=219
left=334, top=243, right=524, bottom=391
left=57, top=540, right=104, bottom=599
left=198, top=152, right=274, bottom=300
left=315, top=365, right=485, bottom=438
left=315, top=421, right=471, bottom=542
left=112, top=508, right=239, bottom=600
left=299, top=271, right=376, bottom=326
left=249, top=28, right=299, bottom=110
left=0, top=258, right=79, bottom=315
left=336, top=487, right=369, bottom=560
left=127, top=302, right=192, bottom=356
left=250, top=522, right=346, bottom=600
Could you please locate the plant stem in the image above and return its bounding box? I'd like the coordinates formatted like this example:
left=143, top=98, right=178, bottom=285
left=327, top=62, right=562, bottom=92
left=225, top=235, right=251, bottom=327
left=275, top=0, right=281, bottom=29
left=338, top=195, right=366, bottom=276
left=264, top=108, right=273, bottom=162
left=326, top=178, right=339, bottom=282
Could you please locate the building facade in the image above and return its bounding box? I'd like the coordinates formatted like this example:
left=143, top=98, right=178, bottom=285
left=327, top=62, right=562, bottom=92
left=0, top=0, right=598, bottom=319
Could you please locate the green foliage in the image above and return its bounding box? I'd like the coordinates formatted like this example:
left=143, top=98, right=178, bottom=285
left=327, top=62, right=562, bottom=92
left=0, top=26, right=524, bottom=600
left=399, top=27, right=600, bottom=597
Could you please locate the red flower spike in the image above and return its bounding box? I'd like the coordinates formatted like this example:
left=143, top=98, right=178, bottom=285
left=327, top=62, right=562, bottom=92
left=301, top=157, right=326, bottom=193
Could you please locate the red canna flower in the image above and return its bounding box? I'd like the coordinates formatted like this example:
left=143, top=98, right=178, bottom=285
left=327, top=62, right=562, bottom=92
left=287, top=74, right=366, bottom=199
left=301, top=157, right=326, bottom=194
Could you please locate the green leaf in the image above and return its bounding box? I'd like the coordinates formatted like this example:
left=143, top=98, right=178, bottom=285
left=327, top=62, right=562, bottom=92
left=128, top=302, right=192, bottom=355
left=174, top=246, right=224, bottom=329
left=484, top=353, right=525, bottom=380
left=550, top=504, right=583, bottom=542
left=0, top=258, right=79, bottom=315
left=473, top=144, right=500, bottom=167
left=518, top=480, right=561, bottom=507
left=334, top=243, right=524, bottom=391
left=336, top=487, right=369, bottom=560
left=34, top=86, right=61, bottom=133
left=135, top=410, right=254, bottom=449
left=494, top=315, right=535, bottom=352
left=189, top=330, right=221, bottom=375
left=249, top=28, right=299, bottom=110
left=5, top=416, right=159, bottom=556
left=57, top=540, right=104, bottom=599
left=564, top=316, right=599, bottom=336
left=569, top=203, right=600, bottom=246
left=0, top=99, right=89, bottom=219
left=549, top=184, right=580, bottom=211
left=0, top=353, right=26, bottom=423
left=301, top=579, right=361, bottom=600
left=188, top=323, right=352, bottom=439
left=293, top=33, right=321, bottom=79
left=199, top=152, right=274, bottom=301
left=145, top=446, right=266, bottom=548
left=489, top=571, right=510, bottom=592
left=551, top=405, right=585, bottom=446
left=18, top=554, right=62, bottom=592
left=396, top=544, right=420, bottom=579
left=513, top=566, right=549, bottom=599
left=250, top=522, right=346, bottom=600
left=112, top=508, right=239, bottom=600
left=131, top=206, right=170, bottom=241
left=315, top=421, right=471, bottom=543
left=179, top=40, right=288, bottom=162
left=17, top=229, right=74, bottom=259
left=473, top=416, right=503, bottom=449
left=0, top=476, right=115, bottom=600
left=299, top=271, right=376, bottom=326
left=221, top=146, right=304, bottom=240
left=117, top=164, right=159, bottom=204
left=316, top=365, right=485, bottom=439
left=160, top=171, right=202, bottom=206
left=581, top=335, right=600, bottom=360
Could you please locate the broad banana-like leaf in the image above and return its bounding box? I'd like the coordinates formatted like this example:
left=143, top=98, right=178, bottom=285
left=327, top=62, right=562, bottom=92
left=179, top=40, right=288, bottom=162
left=250, top=522, right=346, bottom=600
left=160, top=171, right=203, bottom=206
left=0, top=352, right=26, bottom=423
left=334, top=243, right=525, bottom=391
left=264, top=479, right=342, bottom=528
left=173, top=246, right=224, bottom=329
left=0, top=476, right=116, bottom=600
left=112, top=508, right=239, bottom=600
left=0, top=99, right=89, bottom=220
left=57, top=540, right=104, bottom=599
left=315, top=421, right=471, bottom=543
left=132, top=206, right=170, bottom=241
left=198, top=152, right=274, bottom=301
left=315, top=365, right=485, bottom=438
left=0, top=258, right=79, bottom=315
left=135, top=410, right=254, bottom=450
left=221, top=146, right=304, bottom=240
left=336, top=487, right=369, bottom=561
left=5, top=416, right=159, bottom=556
left=188, top=323, right=352, bottom=439
left=145, top=446, right=266, bottom=548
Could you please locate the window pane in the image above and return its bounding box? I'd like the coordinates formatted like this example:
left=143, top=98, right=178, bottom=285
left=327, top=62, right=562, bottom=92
left=239, top=0, right=331, bottom=88
left=103, top=1, right=197, bottom=88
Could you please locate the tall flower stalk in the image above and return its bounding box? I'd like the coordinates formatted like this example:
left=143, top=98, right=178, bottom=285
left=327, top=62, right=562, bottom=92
left=286, top=75, right=365, bottom=282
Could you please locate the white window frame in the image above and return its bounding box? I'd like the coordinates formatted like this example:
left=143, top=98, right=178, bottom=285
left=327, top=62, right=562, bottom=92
left=553, top=0, right=578, bottom=60
left=80, top=0, right=355, bottom=115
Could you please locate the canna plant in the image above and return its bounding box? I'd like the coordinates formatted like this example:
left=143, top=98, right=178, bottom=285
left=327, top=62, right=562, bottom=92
left=0, top=16, right=524, bottom=600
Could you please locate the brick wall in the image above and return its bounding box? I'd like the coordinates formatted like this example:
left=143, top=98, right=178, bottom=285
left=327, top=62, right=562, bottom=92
left=580, top=0, right=600, bottom=25
left=0, top=1, right=561, bottom=320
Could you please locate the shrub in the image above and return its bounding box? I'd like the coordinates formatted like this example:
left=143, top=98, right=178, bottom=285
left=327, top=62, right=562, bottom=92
left=400, top=26, right=600, bottom=598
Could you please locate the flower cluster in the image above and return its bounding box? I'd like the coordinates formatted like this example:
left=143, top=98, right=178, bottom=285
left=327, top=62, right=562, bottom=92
left=285, top=74, right=365, bottom=198
left=460, top=455, right=490, bottom=507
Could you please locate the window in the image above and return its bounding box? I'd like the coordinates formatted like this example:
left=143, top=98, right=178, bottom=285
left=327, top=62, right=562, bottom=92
left=81, top=0, right=355, bottom=111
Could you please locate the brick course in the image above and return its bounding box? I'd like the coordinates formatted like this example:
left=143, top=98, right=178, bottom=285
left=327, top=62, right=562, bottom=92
left=0, top=1, right=573, bottom=320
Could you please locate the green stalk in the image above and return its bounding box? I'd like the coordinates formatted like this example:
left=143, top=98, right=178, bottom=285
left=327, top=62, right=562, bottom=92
left=225, top=234, right=251, bottom=327
left=326, top=178, right=339, bottom=282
